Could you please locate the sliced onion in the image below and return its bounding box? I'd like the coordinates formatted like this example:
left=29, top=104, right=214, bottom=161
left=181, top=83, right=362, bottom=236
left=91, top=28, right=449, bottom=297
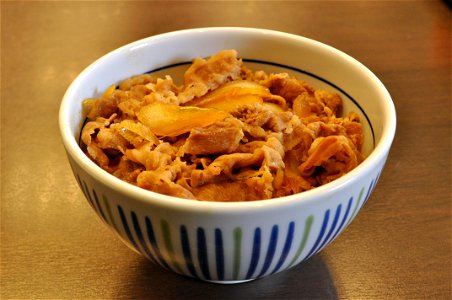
left=185, top=80, right=287, bottom=112
left=186, top=80, right=272, bottom=107
left=137, top=102, right=228, bottom=137
left=116, top=120, right=159, bottom=147
left=197, top=94, right=263, bottom=112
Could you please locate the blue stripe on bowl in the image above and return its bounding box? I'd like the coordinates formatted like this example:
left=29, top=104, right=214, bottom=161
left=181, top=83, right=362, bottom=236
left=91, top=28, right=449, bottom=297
left=74, top=174, right=83, bottom=191
left=257, top=225, right=279, bottom=277
left=363, top=170, right=382, bottom=206
left=288, top=215, right=314, bottom=268
left=215, top=228, right=225, bottom=280
left=330, top=197, right=353, bottom=242
left=145, top=216, right=172, bottom=270
left=117, top=205, right=139, bottom=250
left=197, top=227, right=211, bottom=280
left=271, top=221, right=295, bottom=275
left=80, top=181, right=94, bottom=209
left=130, top=211, right=158, bottom=265
left=245, top=227, right=261, bottom=279
left=92, top=190, right=108, bottom=224
left=318, top=204, right=342, bottom=251
left=305, top=209, right=330, bottom=260
left=180, top=225, right=198, bottom=278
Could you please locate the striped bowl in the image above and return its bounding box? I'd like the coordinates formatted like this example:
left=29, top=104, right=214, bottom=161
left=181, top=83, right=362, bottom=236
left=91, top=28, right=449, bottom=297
left=59, top=28, right=396, bottom=283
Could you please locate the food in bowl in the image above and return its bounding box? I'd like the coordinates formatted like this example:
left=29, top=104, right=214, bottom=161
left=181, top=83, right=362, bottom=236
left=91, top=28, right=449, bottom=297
left=80, top=49, right=365, bottom=202
left=60, top=28, right=396, bottom=283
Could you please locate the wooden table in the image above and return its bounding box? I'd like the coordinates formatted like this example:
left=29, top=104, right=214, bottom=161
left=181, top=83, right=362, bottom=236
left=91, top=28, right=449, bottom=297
left=2, top=1, right=450, bottom=299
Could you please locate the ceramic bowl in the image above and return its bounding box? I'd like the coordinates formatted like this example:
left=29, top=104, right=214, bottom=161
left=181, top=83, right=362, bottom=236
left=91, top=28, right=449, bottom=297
left=59, top=27, right=396, bottom=283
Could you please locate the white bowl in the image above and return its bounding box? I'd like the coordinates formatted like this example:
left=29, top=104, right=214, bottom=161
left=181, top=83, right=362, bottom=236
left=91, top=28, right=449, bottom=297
left=59, top=27, right=396, bottom=283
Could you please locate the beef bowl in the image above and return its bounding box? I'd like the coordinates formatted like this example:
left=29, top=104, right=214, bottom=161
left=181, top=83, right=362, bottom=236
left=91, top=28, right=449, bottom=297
left=59, top=27, right=396, bottom=283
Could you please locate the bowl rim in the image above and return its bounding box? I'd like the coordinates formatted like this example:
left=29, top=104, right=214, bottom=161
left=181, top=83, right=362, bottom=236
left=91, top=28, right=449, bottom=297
left=59, top=27, right=396, bottom=212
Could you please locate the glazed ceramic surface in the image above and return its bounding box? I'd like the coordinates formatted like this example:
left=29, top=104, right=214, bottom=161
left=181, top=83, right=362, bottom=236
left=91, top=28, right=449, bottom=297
left=59, top=28, right=396, bottom=283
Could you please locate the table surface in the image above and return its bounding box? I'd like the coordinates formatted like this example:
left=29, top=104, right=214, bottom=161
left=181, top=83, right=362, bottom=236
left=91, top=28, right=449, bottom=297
left=2, top=1, right=451, bottom=299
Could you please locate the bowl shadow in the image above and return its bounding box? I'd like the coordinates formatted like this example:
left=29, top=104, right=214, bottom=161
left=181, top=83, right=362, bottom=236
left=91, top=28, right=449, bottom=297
left=118, top=254, right=338, bottom=300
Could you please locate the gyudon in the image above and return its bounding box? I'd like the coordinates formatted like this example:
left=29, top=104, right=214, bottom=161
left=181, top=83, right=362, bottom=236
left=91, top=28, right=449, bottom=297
left=81, top=50, right=364, bottom=201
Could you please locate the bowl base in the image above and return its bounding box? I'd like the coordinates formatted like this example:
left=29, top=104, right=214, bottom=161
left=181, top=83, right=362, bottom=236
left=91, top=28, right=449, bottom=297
left=205, top=279, right=255, bottom=284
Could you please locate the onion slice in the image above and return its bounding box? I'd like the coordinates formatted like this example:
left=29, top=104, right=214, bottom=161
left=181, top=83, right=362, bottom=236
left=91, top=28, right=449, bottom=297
left=116, top=120, right=159, bottom=147
left=197, top=94, right=263, bottom=112
left=185, top=80, right=287, bottom=113
left=188, top=80, right=284, bottom=105
left=137, top=102, right=228, bottom=137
